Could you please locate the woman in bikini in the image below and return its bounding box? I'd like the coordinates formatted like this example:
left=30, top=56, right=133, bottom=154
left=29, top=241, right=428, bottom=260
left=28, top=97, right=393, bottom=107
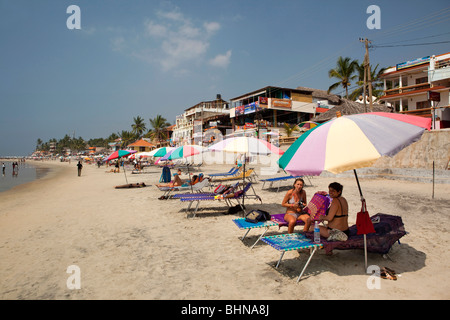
left=318, top=182, right=350, bottom=237
left=282, top=178, right=310, bottom=233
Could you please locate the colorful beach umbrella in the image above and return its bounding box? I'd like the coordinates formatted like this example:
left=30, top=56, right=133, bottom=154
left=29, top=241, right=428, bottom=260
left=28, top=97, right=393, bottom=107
left=104, top=149, right=136, bottom=184
left=298, top=121, right=319, bottom=130
left=209, top=137, right=284, bottom=205
left=148, top=147, right=176, bottom=158
left=209, top=136, right=284, bottom=156
left=104, top=149, right=136, bottom=162
left=279, top=112, right=431, bottom=269
left=160, top=145, right=205, bottom=161
left=279, top=112, right=431, bottom=176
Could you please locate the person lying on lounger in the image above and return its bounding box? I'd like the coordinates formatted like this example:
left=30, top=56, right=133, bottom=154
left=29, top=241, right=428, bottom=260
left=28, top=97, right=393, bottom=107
left=282, top=178, right=310, bottom=233
left=156, top=172, right=186, bottom=188
left=318, top=182, right=350, bottom=238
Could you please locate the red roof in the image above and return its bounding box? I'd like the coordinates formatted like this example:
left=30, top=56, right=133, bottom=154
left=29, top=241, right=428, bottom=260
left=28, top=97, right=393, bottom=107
left=127, top=139, right=155, bottom=147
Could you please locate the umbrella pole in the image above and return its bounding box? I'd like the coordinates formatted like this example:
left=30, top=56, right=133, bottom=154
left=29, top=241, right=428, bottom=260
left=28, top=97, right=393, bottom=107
left=353, top=169, right=363, bottom=199
left=354, top=169, right=368, bottom=271
left=123, top=158, right=129, bottom=184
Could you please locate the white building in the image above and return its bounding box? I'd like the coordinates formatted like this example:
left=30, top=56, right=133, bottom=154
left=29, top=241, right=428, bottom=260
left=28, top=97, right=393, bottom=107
left=172, top=95, right=230, bottom=146
left=379, top=52, right=450, bottom=129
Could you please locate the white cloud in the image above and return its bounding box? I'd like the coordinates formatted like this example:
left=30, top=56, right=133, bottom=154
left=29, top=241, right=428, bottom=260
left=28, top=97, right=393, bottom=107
left=112, top=8, right=227, bottom=73
left=208, top=50, right=232, bottom=68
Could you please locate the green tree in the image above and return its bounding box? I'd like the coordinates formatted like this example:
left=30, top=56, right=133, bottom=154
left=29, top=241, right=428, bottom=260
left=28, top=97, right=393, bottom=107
left=36, top=138, right=43, bottom=151
left=327, top=56, right=358, bottom=98
left=131, top=116, right=147, bottom=139
left=349, top=62, right=386, bottom=101
left=283, top=123, right=299, bottom=137
left=147, top=115, right=171, bottom=144
left=118, top=130, right=135, bottom=149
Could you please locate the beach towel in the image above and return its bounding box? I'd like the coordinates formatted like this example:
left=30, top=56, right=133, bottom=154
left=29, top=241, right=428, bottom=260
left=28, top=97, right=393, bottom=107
left=160, top=166, right=171, bottom=183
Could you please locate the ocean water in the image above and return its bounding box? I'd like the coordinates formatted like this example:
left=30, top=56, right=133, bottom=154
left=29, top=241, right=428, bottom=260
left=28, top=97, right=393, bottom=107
left=0, top=161, right=50, bottom=193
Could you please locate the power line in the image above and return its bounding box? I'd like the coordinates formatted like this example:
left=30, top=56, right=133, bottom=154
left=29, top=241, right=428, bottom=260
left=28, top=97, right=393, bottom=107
left=372, top=40, right=450, bottom=48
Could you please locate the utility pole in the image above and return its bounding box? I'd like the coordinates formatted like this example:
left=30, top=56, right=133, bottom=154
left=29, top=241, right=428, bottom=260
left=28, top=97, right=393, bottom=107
left=359, top=38, right=373, bottom=112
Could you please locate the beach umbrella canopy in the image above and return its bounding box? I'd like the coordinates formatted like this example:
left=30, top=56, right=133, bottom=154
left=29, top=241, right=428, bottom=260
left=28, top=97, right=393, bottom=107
left=104, top=149, right=136, bottom=162
left=298, top=121, right=319, bottom=130
left=279, top=112, right=431, bottom=176
left=104, top=149, right=136, bottom=184
left=160, top=145, right=205, bottom=161
left=149, top=147, right=176, bottom=158
left=279, top=112, right=431, bottom=269
left=209, top=136, right=284, bottom=155
left=209, top=136, right=284, bottom=205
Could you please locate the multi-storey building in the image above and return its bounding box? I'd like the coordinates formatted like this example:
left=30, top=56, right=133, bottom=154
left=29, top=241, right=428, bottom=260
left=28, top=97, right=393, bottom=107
left=172, top=95, right=230, bottom=146
left=379, top=52, right=450, bottom=129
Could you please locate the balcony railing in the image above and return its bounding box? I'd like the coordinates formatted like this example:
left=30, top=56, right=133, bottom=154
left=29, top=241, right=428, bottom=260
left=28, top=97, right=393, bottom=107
left=384, top=83, right=431, bottom=96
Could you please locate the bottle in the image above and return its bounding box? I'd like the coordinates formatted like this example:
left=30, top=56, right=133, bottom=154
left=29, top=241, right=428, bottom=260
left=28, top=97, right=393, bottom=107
left=314, top=221, right=320, bottom=243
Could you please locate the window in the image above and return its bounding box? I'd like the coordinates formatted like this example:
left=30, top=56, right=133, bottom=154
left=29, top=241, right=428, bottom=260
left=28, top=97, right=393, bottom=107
left=416, top=101, right=430, bottom=109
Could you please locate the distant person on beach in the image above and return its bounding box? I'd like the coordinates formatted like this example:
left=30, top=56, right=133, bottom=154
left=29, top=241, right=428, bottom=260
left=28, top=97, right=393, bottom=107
left=2, top=163, right=5, bottom=175
left=77, top=161, right=83, bottom=177
left=156, top=173, right=184, bottom=188
left=282, top=178, right=310, bottom=233
left=318, top=182, right=350, bottom=238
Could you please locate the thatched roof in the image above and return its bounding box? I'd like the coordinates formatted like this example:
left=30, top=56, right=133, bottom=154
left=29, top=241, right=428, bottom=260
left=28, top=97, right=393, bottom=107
left=311, top=99, right=392, bottom=122
left=295, top=86, right=341, bottom=104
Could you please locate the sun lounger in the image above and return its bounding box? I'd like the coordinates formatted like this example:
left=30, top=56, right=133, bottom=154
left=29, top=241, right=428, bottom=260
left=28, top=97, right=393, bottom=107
left=260, top=175, right=302, bottom=192
left=233, top=218, right=278, bottom=249
left=157, top=178, right=210, bottom=199
left=260, top=175, right=312, bottom=191
left=180, top=183, right=253, bottom=218
left=262, top=233, right=323, bottom=283
left=172, top=182, right=239, bottom=199
left=303, top=213, right=407, bottom=255
left=208, top=167, right=240, bottom=177
left=212, top=169, right=256, bottom=182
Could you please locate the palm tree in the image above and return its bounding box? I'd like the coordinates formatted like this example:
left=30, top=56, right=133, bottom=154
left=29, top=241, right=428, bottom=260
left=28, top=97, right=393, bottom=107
left=349, top=62, right=386, bottom=101
left=36, top=138, right=43, bottom=151
left=327, top=56, right=358, bottom=98
left=283, top=123, right=299, bottom=137
left=147, top=115, right=171, bottom=145
left=131, top=116, right=147, bottom=138
left=117, top=130, right=135, bottom=149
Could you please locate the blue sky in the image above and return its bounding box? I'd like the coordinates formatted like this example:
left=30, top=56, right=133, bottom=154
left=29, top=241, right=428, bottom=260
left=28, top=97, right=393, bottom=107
left=1, top=0, right=449, bottom=156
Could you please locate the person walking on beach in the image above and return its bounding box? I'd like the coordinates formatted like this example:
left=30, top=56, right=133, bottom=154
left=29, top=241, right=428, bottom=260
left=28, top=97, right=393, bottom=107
left=77, top=161, right=83, bottom=177
left=2, top=162, right=5, bottom=175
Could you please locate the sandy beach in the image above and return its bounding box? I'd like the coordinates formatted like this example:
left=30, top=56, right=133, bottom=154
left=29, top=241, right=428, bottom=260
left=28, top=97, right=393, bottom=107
left=0, top=159, right=449, bottom=300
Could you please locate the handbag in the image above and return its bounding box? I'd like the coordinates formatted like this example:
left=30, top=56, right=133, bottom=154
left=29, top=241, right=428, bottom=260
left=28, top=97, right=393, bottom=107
left=245, top=209, right=271, bottom=223
left=356, top=200, right=375, bottom=235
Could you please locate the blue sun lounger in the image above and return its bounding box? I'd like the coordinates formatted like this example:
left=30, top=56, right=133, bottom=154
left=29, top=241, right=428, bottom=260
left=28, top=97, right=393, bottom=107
left=233, top=218, right=278, bottom=249
left=262, top=233, right=323, bottom=283
left=260, top=175, right=307, bottom=192
left=208, top=167, right=240, bottom=177
left=180, top=183, right=252, bottom=218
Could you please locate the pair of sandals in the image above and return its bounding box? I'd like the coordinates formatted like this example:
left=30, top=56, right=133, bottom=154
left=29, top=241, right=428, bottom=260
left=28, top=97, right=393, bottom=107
left=381, top=266, right=397, bottom=280
left=158, top=195, right=169, bottom=200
